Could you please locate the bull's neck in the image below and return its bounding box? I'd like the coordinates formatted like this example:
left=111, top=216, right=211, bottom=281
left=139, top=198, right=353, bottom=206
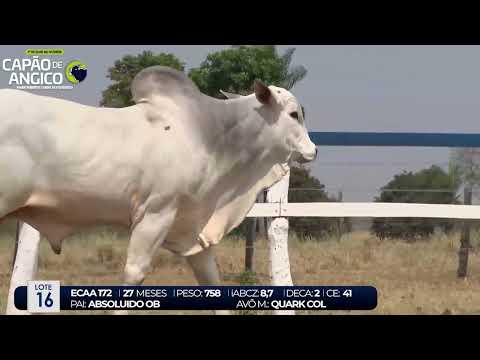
left=204, top=95, right=284, bottom=183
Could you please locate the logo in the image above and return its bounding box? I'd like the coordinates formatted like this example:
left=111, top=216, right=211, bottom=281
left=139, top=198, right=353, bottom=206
left=65, top=60, right=87, bottom=84
left=1, top=49, right=87, bottom=90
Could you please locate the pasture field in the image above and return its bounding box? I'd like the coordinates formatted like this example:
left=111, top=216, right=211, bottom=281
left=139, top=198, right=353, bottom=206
left=1, top=224, right=479, bottom=315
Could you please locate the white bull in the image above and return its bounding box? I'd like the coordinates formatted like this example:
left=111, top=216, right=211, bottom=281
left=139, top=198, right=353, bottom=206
left=1, top=66, right=316, bottom=314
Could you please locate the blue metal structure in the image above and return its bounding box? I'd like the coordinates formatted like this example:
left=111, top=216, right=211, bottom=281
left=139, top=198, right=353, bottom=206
left=309, top=132, right=480, bottom=148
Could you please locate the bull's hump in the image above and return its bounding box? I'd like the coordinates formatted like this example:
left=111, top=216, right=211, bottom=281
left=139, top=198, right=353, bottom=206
left=131, top=66, right=201, bottom=104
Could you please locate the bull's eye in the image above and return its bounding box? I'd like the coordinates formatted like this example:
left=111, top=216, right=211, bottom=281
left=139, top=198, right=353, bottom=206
left=290, top=111, right=299, bottom=120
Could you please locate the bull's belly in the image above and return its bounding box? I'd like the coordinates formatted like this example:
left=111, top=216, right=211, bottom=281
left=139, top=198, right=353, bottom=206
left=14, top=190, right=132, bottom=244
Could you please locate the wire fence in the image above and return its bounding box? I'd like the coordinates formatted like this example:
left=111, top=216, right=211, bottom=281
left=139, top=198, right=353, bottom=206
left=290, top=188, right=460, bottom=193
left=315, top=161, right=452, bottom=167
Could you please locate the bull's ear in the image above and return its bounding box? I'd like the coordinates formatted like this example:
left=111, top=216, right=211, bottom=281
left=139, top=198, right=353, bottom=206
left=220, top=90, right=243, bottom=99
left=254, top=79, right=271, bottom=105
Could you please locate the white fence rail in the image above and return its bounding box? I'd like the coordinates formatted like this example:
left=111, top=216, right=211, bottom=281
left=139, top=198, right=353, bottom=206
left=248, top=202, right=480, bottom=219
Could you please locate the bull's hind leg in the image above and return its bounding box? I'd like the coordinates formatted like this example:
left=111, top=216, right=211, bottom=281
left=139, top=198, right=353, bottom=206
left=0, top=145, right=35, bottom=220
left=186, top=247, right=230, bottom=315
left=114, top=203, right=177, bottom=315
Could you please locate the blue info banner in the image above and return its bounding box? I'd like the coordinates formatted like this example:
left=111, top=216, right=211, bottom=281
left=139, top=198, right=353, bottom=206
left=15, top=285, right=377, bottom=312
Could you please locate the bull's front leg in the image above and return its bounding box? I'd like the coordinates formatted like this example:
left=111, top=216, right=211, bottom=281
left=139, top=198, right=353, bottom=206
left=186, top=246, right=230, bottom=315
left=114, top=204, right=177, bottom=315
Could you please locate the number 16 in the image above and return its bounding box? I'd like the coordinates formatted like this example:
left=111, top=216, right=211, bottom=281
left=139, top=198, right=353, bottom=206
left=37, top=292, right=54, bottom=307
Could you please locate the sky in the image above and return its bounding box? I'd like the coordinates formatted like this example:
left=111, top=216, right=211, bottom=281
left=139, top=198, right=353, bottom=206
left=2, top=45, right=480, bottom=202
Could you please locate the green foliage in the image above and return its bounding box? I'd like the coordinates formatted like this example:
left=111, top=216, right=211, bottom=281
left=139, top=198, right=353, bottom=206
left=288, top=166, right=345, bottom=238
left=100, top=51, right=185, bottom=108
left=100, top=45, right=307, bottom=108
left=188, top=45, right=307, bottom=97
left=371, top=165, right=461, bottom=241
left=279, top=47, right=308, bottom=90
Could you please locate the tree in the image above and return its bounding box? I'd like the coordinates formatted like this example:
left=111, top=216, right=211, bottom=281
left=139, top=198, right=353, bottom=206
left=188, top=45, right=307, bottom=97
left=278, top=47, right=308, bottom=90
left=288, top=166, right=346, bottom=238
left=371, top=165, right=461, bottom=241
left=100, top=51, right=185, bottom=108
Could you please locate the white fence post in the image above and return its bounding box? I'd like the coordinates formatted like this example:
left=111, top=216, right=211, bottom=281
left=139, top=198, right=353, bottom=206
left=266, top=169, right=295, bottom=315
left=6, top=222, right=41, bottom=315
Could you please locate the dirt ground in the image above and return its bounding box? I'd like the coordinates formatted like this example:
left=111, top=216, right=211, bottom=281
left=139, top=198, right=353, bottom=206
left=1, top=226, right=479, bottom=315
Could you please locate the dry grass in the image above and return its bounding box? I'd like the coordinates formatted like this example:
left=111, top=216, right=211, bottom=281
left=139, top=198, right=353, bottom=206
left=1, top=227, right=479, bottom=315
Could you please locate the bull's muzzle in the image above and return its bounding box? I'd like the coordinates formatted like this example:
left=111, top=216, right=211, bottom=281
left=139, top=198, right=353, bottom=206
left=296, top=148, right=318, bottom=164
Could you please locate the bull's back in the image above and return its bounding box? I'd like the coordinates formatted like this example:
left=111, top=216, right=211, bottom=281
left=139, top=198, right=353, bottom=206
left=0, top=90, right=142, bottom=220
left=0, top=89, right=140, bottom=161
left=0, top=89, right=93, bottom=142
left=0, top=89, right=47, bottom=133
